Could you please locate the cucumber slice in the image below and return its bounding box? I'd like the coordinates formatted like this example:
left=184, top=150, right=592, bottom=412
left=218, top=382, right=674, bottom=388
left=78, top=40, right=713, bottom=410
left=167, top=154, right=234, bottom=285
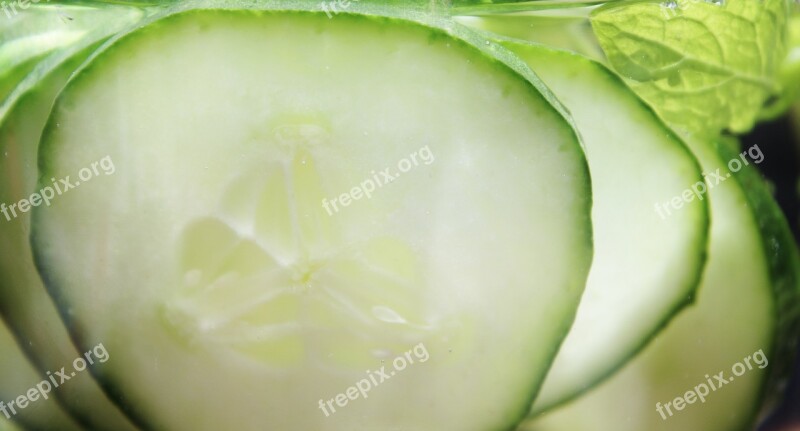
left=0, top=319, right=82, bottom=431
left=0, top=8, right=147, bottom=431
left=521, top=138, right=800, bottom=431
left=500, top=43, right=708, bottom=414
left=716, top=137, right=800, bottom=418
left=31, top=9, right=593, bottom=431
left=0, top=48, right=141, bottom=431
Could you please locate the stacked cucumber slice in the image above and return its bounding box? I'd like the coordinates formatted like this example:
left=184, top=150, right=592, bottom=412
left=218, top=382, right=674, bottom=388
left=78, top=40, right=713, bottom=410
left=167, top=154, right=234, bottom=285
left=503, top=43, right=709, bottom=415
left=0, top=1, right=797, bottom=430
left=521, top=136, right=798, bottom=431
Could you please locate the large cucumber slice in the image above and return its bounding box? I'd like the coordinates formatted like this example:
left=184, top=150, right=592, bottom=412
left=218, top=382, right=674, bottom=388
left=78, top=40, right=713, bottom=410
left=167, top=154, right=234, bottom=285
left=0, top=319, right=82, bottom=431
left=521, top=138, right=800, bottom=431
left=31, top=9, right=592, bottom=431
left=0, top=48, right=140, bottom=431
left=500, top=43, right=708, bottom=413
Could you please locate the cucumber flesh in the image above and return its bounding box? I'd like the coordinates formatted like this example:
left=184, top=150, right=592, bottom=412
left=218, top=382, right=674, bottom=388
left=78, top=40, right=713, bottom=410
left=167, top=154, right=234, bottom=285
left=0, top=320, right=82, bottom=431
left=31, top=10, right=593, bottom=431
left=502, top=43, right=708, bottom=414
left=521, top=138, right=796, bottom=431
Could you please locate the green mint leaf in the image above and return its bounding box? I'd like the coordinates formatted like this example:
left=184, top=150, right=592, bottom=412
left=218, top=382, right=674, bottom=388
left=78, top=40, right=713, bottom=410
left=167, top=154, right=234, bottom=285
left=761, top=8, right=800, bottom=119
left=591, top=0, right=790, bottom=137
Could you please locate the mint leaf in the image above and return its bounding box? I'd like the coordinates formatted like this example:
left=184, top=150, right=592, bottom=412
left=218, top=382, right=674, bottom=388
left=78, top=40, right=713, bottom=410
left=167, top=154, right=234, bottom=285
left=591, top=0, right=790, bottom=137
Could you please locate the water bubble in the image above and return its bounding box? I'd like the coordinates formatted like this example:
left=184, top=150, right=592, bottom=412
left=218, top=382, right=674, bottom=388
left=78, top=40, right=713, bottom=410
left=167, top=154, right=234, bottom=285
left=660, top=0, right=681, bottom=17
